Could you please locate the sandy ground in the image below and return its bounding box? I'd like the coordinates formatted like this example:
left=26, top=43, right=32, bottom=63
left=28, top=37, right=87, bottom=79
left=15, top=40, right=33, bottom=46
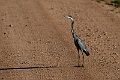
left=0, top=0, right=120, bottom=80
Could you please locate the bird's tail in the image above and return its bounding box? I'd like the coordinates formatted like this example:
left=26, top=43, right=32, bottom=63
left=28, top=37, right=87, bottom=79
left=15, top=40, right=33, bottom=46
left=83, top=50, right=90, bottom=56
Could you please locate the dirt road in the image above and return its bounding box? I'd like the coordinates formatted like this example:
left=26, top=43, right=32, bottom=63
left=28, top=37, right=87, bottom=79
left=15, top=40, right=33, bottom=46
left=0, top=0, right=120, bottom=80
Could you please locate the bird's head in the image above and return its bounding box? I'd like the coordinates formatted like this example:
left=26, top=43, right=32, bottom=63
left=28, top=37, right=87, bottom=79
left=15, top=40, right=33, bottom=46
left=65, top=15, right=73, bottom=20
left=66, top=15, right=72, bottom=18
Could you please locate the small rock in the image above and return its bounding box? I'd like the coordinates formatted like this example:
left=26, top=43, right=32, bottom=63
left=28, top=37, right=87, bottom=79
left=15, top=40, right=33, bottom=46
left=9, top=24, right=12, bottom=27
left=88, top=29, right=91, bottom=31
left=86, top=34, right=90, bottom=37
left=97, top=35, right=101, bottom=38
left=103, top=32, right=106, bottom=35
left=4, top=32, right=6, bottom=34
left=28, top=41, right=31, bottom=44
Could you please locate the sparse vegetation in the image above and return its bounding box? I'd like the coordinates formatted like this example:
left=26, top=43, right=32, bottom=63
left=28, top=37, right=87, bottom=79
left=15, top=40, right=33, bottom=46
left=96, top=0, right=104, bottom=3
left=96, top=0, right=120, bottom=7
left=96, top=0, right=101, bottom=3
left=111, top=0, right=120, bottom=7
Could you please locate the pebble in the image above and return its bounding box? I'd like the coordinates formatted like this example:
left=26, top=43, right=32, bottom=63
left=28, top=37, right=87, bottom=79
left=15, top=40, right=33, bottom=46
left=4, top=32, right=6, bottom=34
left=9, top=24, right=12, bottom=27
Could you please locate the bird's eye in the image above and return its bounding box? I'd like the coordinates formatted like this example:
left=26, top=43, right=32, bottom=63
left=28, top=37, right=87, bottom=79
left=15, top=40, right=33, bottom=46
left=68, top=15, right=72, bottom=17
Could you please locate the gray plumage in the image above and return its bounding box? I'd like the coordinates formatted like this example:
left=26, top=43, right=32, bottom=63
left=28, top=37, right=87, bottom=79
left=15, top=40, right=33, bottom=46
left=66, top=15, right=90, bottom=67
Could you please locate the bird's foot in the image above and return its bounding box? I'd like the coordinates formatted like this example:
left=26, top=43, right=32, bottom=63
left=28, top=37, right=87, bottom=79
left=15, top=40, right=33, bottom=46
left=74, top=65, right=84, bottom=68
left=75, top=65, right=81, bottom=67
left=81, top=64, right=84, bottom=67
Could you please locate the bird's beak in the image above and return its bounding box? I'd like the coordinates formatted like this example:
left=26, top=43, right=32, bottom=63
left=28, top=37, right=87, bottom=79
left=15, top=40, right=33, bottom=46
left=65, top=15, right=68, bottom=18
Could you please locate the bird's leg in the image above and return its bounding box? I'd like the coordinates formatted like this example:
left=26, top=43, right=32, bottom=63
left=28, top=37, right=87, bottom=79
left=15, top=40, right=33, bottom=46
left=82, top=52, right=84, bottom=67
left=77, top=49, right=80, bottom=67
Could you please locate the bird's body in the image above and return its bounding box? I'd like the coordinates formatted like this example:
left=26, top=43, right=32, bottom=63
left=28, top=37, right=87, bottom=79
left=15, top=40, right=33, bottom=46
left=73, top=33, right=90, bottom=56
left=66, top=15, right=90, bottom=67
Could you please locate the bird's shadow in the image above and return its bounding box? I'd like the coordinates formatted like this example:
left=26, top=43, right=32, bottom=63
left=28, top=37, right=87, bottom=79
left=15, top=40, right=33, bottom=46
left=0, top=65, right=85, bottom=70
left=0, top=66, right=56, bottom=71
left=74, top=66, right=84, bottom=68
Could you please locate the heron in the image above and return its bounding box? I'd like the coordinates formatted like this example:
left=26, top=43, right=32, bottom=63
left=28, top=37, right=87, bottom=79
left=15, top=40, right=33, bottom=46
left=65, top=15, right=90, bottom=67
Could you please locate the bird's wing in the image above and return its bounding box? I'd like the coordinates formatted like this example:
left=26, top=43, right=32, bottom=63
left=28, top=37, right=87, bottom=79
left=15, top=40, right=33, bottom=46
left=77, top=38, right=87, bottom=51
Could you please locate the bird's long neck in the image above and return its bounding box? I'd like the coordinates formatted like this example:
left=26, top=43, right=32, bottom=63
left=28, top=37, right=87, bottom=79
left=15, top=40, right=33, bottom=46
left=71, top=19, right=74, bottom=29
left=71, top=19, right=76, bottom=38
